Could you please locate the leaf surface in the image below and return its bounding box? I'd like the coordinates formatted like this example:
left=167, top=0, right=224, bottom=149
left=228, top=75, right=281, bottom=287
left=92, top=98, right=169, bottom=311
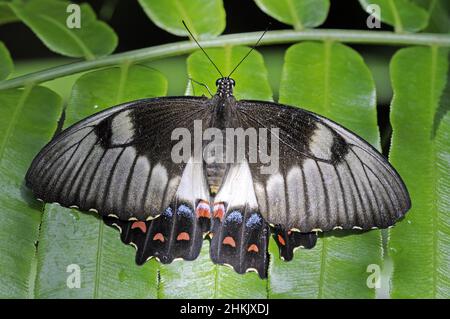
left=0, top=41, right=13, bottom=80
left=138, top=0, right=225, bottom=38
left=415, top=0, right=450, bottom=33
left=254, top=0, right=330, bottom=29
left=10, top=0, right=117, bottom=59
left=0, top=86, right=62, bottom=298
left=0, top=1, right=17, bottom=25
left=359, top=0, right=429, bottom=32
left=389, top=46, right=450, bottom=298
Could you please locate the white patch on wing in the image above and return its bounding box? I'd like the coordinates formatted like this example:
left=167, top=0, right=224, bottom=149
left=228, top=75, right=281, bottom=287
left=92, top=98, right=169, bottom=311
left=144, top=163, right=168, bottom=213
left=91, top=148, right=124, bottom=208
left=163, top=176, right=181, bottom=208
left=309, top=123, right=334, bottom=160
left=335, top=160, right=357, bottom=227
left=254, top=182, right=267, bottom=215
left=303, top=159, right=326, bottom=229
left=286, top=166, right=305, bottom=228
left=126, top=155, right=151, bottom=212
left=111, top=147, right=137, bottom=211
left=266, top=172, right=287, bottom=225
left=214, top=160, right=258, bottom=210
left=176, top=157, right=209, bottom=204
left=111, top=110, right=135, bottom=145
left=317, top=162, right=340, bottom=227
left=342, top=151, right=376, bottom=227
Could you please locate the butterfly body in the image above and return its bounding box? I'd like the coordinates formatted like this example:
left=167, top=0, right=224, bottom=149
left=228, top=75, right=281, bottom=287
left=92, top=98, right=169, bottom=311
left=26, top=77, right=410, bottom=278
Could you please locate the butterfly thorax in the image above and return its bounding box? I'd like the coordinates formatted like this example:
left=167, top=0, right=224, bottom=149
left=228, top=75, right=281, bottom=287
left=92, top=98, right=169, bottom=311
left=205, top=77, right=239, bottom=195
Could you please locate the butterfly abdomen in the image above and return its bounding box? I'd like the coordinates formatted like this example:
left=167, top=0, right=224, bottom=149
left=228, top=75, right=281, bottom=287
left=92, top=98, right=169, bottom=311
left=206, top=161, right=227, bottom=195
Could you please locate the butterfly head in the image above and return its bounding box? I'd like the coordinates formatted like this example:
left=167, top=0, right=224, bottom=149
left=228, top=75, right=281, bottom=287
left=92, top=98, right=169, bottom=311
left=215, top=77, right=235, bottom=98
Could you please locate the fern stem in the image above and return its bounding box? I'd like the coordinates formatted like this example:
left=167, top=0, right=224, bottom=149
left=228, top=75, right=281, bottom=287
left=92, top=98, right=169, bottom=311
left=1, top=28, right=449, bottom=90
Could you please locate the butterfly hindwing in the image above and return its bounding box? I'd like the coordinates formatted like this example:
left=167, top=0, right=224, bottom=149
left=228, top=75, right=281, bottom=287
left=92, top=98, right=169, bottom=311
left=104, top=156, right=212, bottom=263
left=272, top=226, right=317, bottom=261
left=210, top=206, right=270, bottom=278
left=105, top=202, right=207, bottom=264
left=104, top=203, right=204, bottom=264
left=209, top=161, right=270, bottom=278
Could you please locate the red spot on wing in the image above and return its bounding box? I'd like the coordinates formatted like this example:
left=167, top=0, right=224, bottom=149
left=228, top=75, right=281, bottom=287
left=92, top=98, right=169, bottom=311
left=153, top=233, right=165, bottom=242
left=247, top=244, right=259, bottom=253
left=277, top=234, right=286, bottom=246
left=176, top=232, right=190, bottom=241
left=223, top=236, right=236, bottom=247
left=213, top=202, right=225, bottom=221
left=196, top=200, right=211, bottom=218
left=131, top=221, right=147, bottom=233
left=287, top=230, right=292, bottom=235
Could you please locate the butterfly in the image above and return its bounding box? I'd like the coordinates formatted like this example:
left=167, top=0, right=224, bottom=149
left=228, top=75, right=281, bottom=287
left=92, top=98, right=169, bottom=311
left=25, top=26, right=410, bottom=279
left=25, top=75, right=410, bottom=278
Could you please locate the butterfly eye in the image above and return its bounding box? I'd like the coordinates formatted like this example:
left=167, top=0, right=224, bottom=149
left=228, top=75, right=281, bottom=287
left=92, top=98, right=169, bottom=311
left=215, top=78, right=222, bottom=87
left=230, top=78, right=235, bottom=86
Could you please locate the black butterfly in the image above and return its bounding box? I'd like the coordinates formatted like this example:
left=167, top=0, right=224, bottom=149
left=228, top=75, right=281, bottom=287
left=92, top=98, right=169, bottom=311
left=25, top=74, right=410, bottom=278
left=25, top=26, right=410, bottom=278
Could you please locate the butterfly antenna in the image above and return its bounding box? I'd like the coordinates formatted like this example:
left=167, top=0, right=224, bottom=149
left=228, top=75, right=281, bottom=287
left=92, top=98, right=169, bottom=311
left=228, top=24, right=270, bottom=78
left=182, top=20, right=223, bottom=78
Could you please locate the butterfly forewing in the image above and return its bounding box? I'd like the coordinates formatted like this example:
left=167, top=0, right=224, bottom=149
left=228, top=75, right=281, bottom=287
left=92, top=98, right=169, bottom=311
left=235, top=100, right=411, bottom=232
left=26, top=97, right=212, bottom=221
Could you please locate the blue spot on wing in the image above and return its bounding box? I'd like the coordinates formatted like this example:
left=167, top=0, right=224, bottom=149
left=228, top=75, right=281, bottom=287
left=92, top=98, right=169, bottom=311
left=246, top=213, right=262, bottom=228
left=177, top=204, right=194, bottom=218
left=163, top=207, right=173, bottom=217
left=226, top=210, right=243, bottom=224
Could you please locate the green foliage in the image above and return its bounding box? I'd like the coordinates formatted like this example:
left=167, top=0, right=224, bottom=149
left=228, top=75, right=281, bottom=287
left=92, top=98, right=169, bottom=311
left=422, top=0, right=450, bottom=33
left=0, top=41, right=13, bottom=80
left=65, top=65, right=168, bottom=124
left=0, top=1, right=17, bottom=25
left=138, top=0, right=225, bottom=38
left=0, top=0, right=449, bottom=299
left=414, top=0, right=450, bottom=33
left=359, top=0, right=429, bottom=32
left=10, top=0, right=117, bottom=59
left=388, top=46, right=450, bottom=298
left=254, top=0, right=330, bottom=30
left=0, top=86, right=62, bottom=298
